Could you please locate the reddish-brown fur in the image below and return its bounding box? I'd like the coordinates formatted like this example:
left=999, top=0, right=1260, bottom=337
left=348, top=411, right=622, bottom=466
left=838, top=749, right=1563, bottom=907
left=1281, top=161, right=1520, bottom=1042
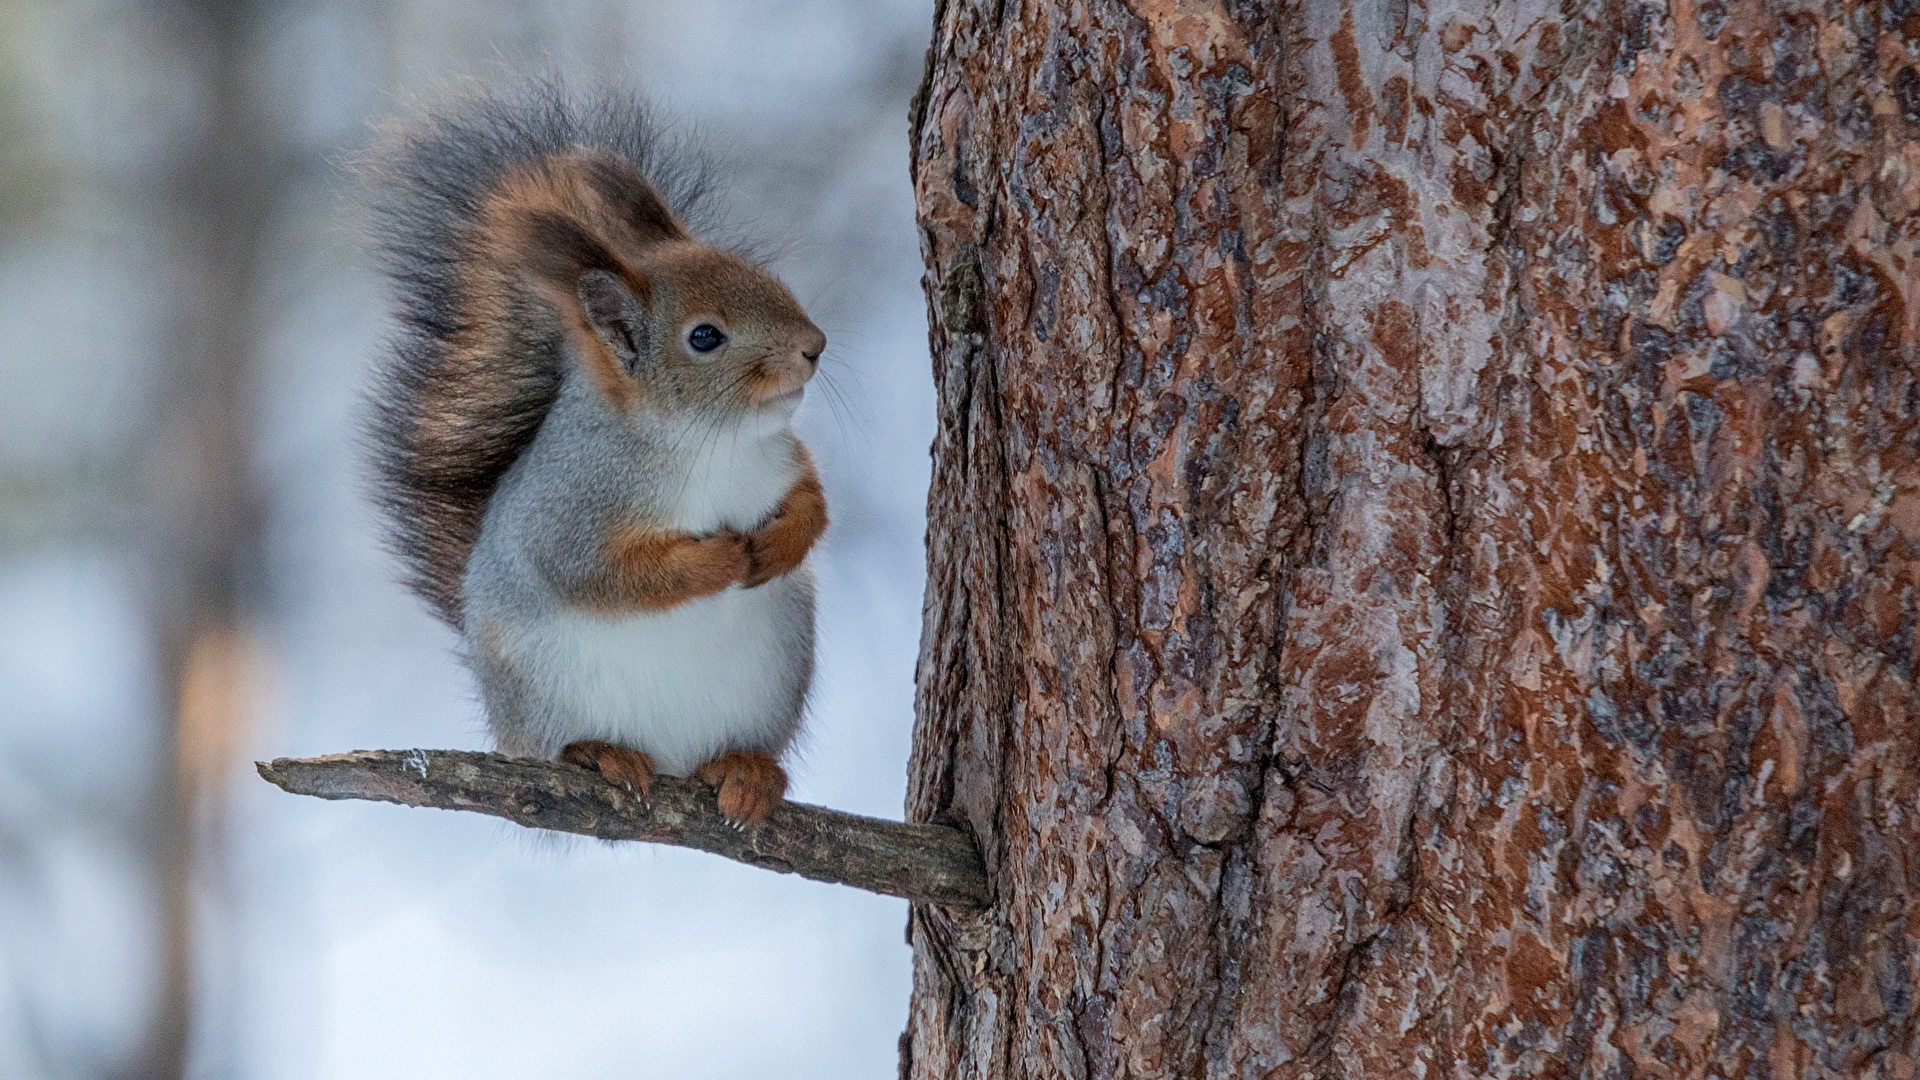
left=694, top=751, right=787, bottom=823
left=744, top=459, right=828, bottom=588
left=572, top=526, right=752, bottom=612
left=471, top=156, right=675, bottom=410
left=560, top=740, right=655, bottom=797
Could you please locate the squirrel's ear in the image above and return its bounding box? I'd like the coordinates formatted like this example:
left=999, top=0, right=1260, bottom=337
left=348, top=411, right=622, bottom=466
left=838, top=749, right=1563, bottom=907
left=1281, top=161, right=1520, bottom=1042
left=577, top=270, right=650, bottom=373
left=580, top=157, right=686, bottom=244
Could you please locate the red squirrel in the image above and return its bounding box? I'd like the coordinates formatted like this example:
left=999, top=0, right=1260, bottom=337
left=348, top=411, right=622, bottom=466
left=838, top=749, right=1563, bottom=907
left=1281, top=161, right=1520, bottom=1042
left=360, top=86, right=826, bottom=823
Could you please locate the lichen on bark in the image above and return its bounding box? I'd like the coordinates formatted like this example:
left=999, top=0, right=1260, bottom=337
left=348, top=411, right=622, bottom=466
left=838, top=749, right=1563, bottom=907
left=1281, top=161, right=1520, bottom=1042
left=905, top=1, right=1920, bottom=1077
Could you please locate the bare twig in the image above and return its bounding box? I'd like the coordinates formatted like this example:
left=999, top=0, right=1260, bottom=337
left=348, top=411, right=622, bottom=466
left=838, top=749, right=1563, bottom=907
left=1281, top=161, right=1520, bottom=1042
left=257, top=750, right=988, bottom=908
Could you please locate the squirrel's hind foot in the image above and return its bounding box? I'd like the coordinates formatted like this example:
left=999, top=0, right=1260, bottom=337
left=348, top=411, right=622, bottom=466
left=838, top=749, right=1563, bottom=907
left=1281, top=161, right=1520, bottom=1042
left=694, top=751, right=787, bottom=824
left=561, top=740, right=655, bottom=799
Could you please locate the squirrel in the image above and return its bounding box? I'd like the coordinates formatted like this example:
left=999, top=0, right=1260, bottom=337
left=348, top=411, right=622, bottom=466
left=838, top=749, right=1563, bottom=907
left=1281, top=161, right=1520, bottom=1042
left=359, top=86, right=827, bottom=823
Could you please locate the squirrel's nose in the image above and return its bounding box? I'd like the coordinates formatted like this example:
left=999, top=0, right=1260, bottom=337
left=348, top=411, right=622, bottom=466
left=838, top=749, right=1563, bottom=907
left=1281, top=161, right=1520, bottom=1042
left=799, top=326, right=826, bottom=368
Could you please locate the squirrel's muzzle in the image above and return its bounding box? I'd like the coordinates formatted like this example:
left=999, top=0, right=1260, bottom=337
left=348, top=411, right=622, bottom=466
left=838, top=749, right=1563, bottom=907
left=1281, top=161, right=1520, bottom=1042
left=751, top=324, right=824, bottom=409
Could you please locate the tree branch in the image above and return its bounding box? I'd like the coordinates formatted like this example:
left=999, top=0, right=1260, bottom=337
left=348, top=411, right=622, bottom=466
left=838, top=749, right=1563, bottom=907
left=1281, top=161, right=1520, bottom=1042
left=257, top=750, right=988, bottom=908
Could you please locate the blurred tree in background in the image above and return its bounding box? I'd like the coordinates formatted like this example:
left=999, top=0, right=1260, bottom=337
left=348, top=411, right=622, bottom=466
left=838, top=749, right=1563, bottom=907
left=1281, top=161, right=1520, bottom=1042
left=139, top=2, right=284, bottom=1076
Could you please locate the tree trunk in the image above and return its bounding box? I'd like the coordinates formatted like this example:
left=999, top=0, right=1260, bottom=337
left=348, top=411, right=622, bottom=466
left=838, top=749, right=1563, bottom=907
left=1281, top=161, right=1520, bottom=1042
left=903, top=1, right=1920, bottom=1077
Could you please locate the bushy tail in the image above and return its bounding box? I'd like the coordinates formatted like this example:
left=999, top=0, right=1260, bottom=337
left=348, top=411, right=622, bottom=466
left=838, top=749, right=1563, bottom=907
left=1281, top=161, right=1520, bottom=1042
left=357, top=83, right=713, bottom=628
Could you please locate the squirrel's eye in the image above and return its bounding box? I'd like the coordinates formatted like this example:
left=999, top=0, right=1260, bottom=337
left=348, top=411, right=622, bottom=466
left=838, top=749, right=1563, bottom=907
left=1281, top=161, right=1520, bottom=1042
left=686, top=324, right=726, bottom=353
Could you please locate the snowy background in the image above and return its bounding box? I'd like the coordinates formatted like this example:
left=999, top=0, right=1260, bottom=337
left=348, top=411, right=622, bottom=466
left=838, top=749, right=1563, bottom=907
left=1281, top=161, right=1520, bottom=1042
left=0, top=2, right=936, bottom=1077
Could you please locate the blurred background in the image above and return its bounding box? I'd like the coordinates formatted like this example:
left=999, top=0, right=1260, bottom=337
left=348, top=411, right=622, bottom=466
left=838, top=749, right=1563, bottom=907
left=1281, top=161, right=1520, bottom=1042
left=0, top=1, right=936, bottom=1077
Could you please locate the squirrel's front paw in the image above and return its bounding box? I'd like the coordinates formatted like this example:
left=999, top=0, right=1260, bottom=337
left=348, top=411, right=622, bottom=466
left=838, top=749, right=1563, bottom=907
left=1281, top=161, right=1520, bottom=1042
left=682, top=531, right=752, bottom=596
left=694, top=751, right=787, bottom=823
left=742, top=518, right=808, bottom=588
left=561, top=740, right=655, bottom=798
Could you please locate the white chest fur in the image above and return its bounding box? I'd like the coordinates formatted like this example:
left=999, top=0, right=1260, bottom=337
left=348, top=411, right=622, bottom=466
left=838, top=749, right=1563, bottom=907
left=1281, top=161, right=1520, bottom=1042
left=655, top=419, right=799, bottom=534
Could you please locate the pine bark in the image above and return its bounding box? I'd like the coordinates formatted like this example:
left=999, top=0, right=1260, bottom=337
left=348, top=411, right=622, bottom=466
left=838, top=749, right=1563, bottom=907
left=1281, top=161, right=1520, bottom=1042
left=903, top=2, right=1920, bottom=1077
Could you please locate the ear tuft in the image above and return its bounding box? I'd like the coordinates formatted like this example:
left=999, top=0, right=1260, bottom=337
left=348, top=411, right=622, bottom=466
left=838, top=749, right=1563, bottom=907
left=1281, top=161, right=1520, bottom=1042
left=577, top=270, right=649, bottom=371
left=581, top=157, right=686, bottom=244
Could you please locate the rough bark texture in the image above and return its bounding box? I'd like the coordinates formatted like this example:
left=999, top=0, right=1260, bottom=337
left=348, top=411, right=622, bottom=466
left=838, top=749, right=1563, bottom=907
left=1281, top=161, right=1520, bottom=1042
left=258, top=751, right=988, bottom=907
left=905, top=1, right=1920, bottom=1077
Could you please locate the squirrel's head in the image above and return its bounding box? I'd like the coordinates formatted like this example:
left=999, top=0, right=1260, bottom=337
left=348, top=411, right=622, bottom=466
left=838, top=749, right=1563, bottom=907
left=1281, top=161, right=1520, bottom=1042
left=479, top=152, right=823, bottom=433
left=569, top=244, right=824, bottom=429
